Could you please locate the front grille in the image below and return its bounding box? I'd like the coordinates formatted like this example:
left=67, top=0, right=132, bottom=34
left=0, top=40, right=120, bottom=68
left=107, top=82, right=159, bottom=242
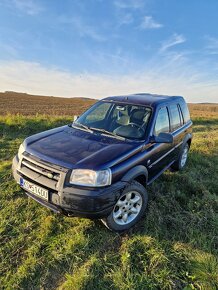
left=21, top=158, right=60, bottom=181
left=18, top=154, right=68, bottom=191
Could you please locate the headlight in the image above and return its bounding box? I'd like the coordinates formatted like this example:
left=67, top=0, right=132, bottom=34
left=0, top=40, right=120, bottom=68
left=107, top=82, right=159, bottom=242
left=18, top=143, right=25, bottom=160
left=70, top=169, right=112, bottom=187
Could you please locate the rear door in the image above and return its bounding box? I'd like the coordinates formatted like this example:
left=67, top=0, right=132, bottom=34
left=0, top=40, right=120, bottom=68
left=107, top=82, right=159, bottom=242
left=168, top=103, right=184, bottom=158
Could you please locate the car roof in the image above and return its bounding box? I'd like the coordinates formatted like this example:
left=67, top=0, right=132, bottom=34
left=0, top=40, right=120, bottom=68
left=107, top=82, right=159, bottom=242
left=103, top=93, right=184, bottom=107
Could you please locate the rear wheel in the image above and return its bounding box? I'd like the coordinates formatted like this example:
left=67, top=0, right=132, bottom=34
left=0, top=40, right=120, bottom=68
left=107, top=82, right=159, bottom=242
left=171, top=142, right=190, bottom=171
left=101, top=181, right=148, bottom=232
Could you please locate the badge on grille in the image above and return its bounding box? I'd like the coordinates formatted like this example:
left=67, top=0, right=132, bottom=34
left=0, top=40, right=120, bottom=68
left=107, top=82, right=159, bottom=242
left=47, top=173, right=53, bottom=179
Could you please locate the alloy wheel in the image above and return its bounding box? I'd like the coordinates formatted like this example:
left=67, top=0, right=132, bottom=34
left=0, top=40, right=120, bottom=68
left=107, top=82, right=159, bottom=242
left=112, top=191, right=142, bottom=225
left=180, top=144, right=189, bottom=168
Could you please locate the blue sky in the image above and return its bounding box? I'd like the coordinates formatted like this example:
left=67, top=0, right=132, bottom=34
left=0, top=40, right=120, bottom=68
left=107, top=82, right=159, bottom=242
left=0, top=0, right=218, bottom=102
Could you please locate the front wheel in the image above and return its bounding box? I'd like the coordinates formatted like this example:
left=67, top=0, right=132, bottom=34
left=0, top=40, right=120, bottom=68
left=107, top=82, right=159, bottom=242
left=101, top=181, right=148, bottom=232
left=171, top=142, right=190, bottom=171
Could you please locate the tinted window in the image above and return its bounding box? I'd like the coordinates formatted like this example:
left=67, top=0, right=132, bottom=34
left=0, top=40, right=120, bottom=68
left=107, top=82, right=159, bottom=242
left=178, top=104, right=184, bottom=124
left=180, top=102, right=190, bottom=123
left=169, top=104, right=181, bottom=131
left=154, top=107, right=170, bottom=135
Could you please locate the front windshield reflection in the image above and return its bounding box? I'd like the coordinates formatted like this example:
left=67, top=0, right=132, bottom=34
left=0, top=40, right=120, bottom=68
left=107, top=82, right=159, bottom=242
left=75, top=101, right=151, bottom=139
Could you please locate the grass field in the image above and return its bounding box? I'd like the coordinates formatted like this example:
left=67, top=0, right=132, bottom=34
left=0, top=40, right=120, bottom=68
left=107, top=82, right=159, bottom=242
left=0, top=93, right=217, bottom=289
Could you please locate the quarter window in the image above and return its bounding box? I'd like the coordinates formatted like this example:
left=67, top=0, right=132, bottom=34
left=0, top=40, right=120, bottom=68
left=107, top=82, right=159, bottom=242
left=154, top=107, right=170, bottom=135
left=178, top=104, right=184, bottom=124
left=169, top=104, right=181, bottom=131
left=180, top=102, right=190, bottom=123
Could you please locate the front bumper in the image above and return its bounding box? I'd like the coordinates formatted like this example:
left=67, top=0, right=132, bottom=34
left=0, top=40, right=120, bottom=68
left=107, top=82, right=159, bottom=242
left=12, top=154, right=127, bottom=219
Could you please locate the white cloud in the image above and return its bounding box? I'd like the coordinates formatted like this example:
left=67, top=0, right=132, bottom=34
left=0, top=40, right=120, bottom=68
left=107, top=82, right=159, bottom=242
left=0, top=60, right=217, bottom=103
left=13, top=0, right=43, bottom=15
left=114, top=0, right=144, bottom=9
left=59, top=16, right=106, bottom=42
left=160, top=33, right=186, bottom=52
left=140, top=16, right=163, bottom=29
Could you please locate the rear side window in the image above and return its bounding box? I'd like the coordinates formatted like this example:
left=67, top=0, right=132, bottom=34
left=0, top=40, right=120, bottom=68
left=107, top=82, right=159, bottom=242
left=178, top=105, right=184, bottom=124
left=154, top=107, right=170, bottom=135
left=169, top=104, right=181, bottom=131
left=180, top=101, right=190, bottom=123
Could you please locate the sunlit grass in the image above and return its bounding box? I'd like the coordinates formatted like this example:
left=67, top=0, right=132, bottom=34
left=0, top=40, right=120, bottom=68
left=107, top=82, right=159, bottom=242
left=0, top=111, right=217, bottom=289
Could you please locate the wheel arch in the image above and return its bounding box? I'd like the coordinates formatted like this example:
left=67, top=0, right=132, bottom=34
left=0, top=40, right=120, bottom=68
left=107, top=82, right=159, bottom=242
left=121, top=165, right=148, bottom=187
left=183, top=133, right=192, bottom=148
left=187, top=138, right=192, bottom=147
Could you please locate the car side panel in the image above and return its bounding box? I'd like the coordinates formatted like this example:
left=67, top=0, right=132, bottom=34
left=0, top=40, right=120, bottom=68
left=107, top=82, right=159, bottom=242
left=143, top=142, right=173, bottom=180
left=171, top=121, right=192, bottom=158
left=111, top=101, right=192, bottom=185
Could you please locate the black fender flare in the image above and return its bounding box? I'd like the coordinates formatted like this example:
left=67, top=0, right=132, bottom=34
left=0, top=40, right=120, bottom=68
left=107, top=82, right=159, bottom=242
left=176, top=133, right=192, bottom=157
left=182, top=133, right=193, bottom=148
left=121, top=165, right=148, bottom=185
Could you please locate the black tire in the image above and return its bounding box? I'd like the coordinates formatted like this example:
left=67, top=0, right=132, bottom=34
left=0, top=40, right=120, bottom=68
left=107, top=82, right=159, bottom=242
left=171, top=142, right=190, bottom=171
left=101, top=181, right=148, bottom=232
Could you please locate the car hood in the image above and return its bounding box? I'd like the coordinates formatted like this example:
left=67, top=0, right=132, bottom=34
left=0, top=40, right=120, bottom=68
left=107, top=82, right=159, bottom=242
left=24, top=125, right=141, bottom=169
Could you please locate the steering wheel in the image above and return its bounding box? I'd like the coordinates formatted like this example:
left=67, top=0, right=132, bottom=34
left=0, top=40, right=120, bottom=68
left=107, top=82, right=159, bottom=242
left=128, top=122, right=144, bottom=130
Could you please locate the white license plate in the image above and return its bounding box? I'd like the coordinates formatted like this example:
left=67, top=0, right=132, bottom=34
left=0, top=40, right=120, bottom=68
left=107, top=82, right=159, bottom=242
left=20, top=178, right=48, bottom=201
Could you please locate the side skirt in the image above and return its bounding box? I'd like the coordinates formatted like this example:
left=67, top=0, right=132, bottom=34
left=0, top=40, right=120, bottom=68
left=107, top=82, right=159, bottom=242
left=147, top=160, right=175, bottom=186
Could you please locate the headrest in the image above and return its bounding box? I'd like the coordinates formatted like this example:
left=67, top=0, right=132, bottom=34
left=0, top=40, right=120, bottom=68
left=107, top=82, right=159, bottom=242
left=130, top=109, right=147, bottom=124
left=117, top=115, right=130, bottom=125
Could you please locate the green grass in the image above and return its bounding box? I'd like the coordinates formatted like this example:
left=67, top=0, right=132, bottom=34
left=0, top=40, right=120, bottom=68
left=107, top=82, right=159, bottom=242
left=0, top=114, right=217, bottom=290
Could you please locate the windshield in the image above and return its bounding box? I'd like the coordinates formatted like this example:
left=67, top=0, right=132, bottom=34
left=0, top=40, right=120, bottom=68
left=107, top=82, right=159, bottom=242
left=74, top=101, right=151, bottom=139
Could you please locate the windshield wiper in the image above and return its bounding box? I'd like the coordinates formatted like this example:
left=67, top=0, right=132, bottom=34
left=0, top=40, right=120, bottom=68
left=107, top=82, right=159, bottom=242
left=90, top=127, right=124, bottom=140
left=71, top=122, right=93, bottom=133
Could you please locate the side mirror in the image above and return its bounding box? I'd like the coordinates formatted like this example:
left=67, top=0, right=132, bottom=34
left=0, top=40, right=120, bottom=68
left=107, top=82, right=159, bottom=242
left=73, top=115, right=79, bottom=121
left=150, top=132, right=173, bottom=143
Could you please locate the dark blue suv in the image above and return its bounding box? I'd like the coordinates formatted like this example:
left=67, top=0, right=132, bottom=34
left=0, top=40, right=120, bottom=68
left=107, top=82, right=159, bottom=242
left=12, top=93, right=192, bottom=231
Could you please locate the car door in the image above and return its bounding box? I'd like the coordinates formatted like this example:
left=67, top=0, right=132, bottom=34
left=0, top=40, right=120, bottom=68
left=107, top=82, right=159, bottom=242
left=146, top=106, right=174, bottom=181
left=168, top=103, right=184, bottom=159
